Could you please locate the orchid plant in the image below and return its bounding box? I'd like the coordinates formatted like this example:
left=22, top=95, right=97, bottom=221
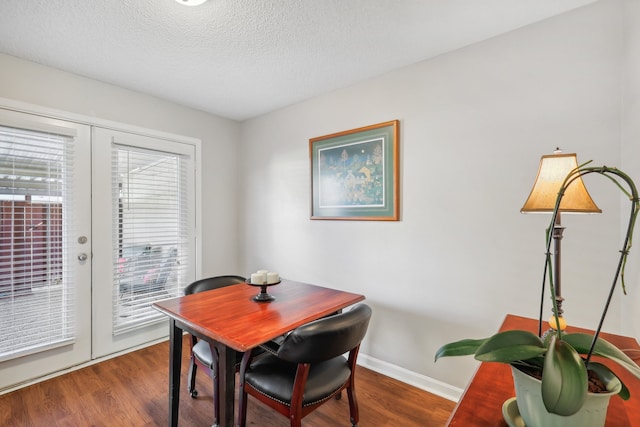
left=435, top=164, right=640, bottom=416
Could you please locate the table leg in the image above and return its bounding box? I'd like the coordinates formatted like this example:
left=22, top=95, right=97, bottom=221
left=168, top=319, right=183, bottom=427
left=213, top=341, right=236, bottom=427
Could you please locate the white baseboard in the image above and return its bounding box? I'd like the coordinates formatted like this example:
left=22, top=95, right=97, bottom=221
left=357, top=353, right=462, bottom=403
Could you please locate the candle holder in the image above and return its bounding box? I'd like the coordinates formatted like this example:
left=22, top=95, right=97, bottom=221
left=246, top=279, right=280, bottom=302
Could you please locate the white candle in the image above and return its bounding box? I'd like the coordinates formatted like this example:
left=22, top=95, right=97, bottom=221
left=251, top=272, right=265, bottom=284
left=266, top=271, right=279, bottom=284
left=256, top=270, right=268, bottom=283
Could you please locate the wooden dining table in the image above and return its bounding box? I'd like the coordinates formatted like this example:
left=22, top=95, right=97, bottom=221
left=152, top=279, right=365, bottom=427
left=446, top=314, right=640, bottom=426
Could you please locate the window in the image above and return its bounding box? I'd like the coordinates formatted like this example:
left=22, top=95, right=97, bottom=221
left=0, top=124, right=76, bottom=361
left=112, top=144, right=191, bottom=335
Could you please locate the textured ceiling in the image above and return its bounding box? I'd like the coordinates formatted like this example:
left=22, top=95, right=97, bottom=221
left=0, top=0, right=595, bottom=121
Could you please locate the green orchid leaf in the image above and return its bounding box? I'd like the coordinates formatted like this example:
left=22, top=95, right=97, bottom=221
left=542, top=335, right=587, bottom=416
left=562, top=333, right=640, bottom=380
left=474, top=330, right=546, bottom=363
left=435, top=338, right=488, bottom=361
left=588, top=361, right=630, bottom=401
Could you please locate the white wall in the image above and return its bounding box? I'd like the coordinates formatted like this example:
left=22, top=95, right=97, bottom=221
left=622, top=0, right=640, bottom=340
left=239, top=0, right=630, bottom=392
left=0, top=53, right=242, bottom=278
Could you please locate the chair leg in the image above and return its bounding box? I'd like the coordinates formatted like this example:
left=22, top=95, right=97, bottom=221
left=237, top=383, right=248, bottom=427
left=347, top=385, right=359, bottom=427
left=187, top=358, right=198, bottom=398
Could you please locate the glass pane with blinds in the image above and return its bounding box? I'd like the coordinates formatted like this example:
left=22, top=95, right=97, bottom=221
left=112, top=144, right=190, bottom=335
left=0, top=125, right=76, bottom=362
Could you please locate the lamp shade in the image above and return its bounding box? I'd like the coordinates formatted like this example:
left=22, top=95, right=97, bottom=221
left=521, top=153, right=601, bottom=213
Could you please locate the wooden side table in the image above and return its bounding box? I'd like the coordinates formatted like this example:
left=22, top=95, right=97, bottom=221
left=446, top=314, right=640, bottom=426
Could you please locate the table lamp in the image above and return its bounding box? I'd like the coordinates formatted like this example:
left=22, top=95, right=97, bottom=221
left=521, top=149, right=601, bottom=329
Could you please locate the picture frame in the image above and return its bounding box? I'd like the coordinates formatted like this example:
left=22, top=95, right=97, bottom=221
left=309, top=120, right=399, bottom=221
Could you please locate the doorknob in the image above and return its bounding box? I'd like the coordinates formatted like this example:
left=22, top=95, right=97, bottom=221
left=78, top=253, right=88, bottom=262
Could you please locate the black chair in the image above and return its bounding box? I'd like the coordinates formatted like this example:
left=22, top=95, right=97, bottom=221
left=183, top=275, right=246, bottom=426
left=237, top=303, right=372, bottom=427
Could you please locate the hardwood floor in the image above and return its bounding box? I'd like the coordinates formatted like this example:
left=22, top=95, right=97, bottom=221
left=0, top=336, right=456, bottom=426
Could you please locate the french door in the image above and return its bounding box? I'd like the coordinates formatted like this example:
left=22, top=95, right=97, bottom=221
left=91, top=127, right=195, bottom=358
left=0, top=109, right=197, bottom=391
left=0, top=109, right=92, bottom=391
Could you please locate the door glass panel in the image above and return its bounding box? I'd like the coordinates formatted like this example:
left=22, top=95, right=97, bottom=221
left=112, top=144, right=190, bottom=335
left=0, top=125, right=76, bottom=361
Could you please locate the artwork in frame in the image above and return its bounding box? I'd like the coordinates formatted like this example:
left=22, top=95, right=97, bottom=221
left=309, top=120, right=399, bottom=220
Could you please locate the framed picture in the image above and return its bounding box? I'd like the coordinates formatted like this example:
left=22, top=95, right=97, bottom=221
left=309, top=120, right=399, bottom=220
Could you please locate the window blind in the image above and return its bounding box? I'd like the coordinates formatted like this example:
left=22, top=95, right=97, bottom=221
left=112, top=144, right=190, bottom=335
left=0, top=125, right=76, bottom=362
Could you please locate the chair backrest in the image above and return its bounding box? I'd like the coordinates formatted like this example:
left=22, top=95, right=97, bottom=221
left=276, top=304, right=372, bottom=364
left=184, top=275, right=246, bottom=295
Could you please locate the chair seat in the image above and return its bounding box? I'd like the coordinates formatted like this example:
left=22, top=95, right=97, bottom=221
left=193, top=340, right=244, bottom=368
left=245, top=354, right=350, bottom=406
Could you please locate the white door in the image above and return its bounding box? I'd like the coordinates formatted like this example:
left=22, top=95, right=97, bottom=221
left=0, top=109, right=92, bottom=391
left=91, top=127, right=196, bottom=358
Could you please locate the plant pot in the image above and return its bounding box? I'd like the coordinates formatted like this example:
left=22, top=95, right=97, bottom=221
left=510, top=364, right=622, bottom=427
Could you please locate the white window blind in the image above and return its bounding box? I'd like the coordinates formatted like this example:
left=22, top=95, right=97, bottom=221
left=0, top=125, right=76, bottom=362
left=112, top=144, right=190, bottom=335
